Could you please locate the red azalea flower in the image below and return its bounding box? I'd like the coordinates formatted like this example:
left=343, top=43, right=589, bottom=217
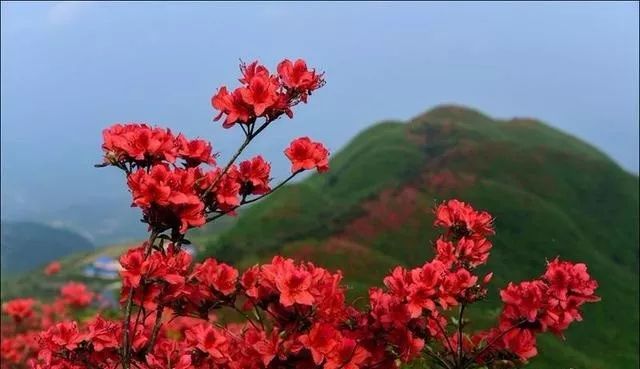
left=434, top=199, right=494, bottom=239
left=44, top=261, right=61, bottom=276
left=127, top=165, right=173, bottom=207
left=238, top=155, right=271, bottom=195
left=192, top=259, right=239, bottom=296
left=458, top=237, right=492, bottom=267
left=177, top=134, right=216, bottom=166
left=544, top=258, right=599, bottom=304
left=120, top=246, right=145, bottom=288
left=212, top=86, right=253, bottom=128
left=2, top=298, right=35, bottom=322
left=86, top=316, right=120, bottom=352
left=500, top=280, right=547, bottom=324
left=213, top=167, right=241, bottom=212
left=40, top=321, right=83, bottom=351
left=369, top=288, right=412, bottom=328
left=324, top=338, right=369, bottom=369
left=185, top=323, right=229, bottom=360
left=253, top=329, right=281, bottom=366
left=391, top=329, right=425, bottom=362
left=493, top=327, right=538, bottom=360
left=277, top=58, right=324, bottom=102
left=440, top=267, right=478, bottom=300
left=284, top=137, right=330, bottom=173
left=239, top=60, right=270, bottom=84
left=172, top=195, right=206, bottom=234
left=383, top=266, right=411, bottom=297
left=240, top=73, right=278, bottom=116
left=274, top=264, right=314, bottom=307
left=60, top=282, right=93, bottom=308
left=298, top=323, right=340, bottom=365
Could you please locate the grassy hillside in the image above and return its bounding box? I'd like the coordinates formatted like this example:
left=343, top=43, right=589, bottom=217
left=0, top=221, right=95, bottom=275
left=200, top=105, right=639, bottom=369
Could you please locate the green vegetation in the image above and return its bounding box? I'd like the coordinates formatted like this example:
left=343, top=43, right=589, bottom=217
left=199, top=105, right=639, bottom=369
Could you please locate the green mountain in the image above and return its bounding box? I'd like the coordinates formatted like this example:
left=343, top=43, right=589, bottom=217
left=1, top=221, right=95, bottom=275
left=198, top=105, right=639, bottom=369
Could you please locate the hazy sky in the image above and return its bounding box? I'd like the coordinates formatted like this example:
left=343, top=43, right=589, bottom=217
left=1, top=1, right=638, bottom=219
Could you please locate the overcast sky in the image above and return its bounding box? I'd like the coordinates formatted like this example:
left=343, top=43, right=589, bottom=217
left=1, top=1, right=638, bottom=219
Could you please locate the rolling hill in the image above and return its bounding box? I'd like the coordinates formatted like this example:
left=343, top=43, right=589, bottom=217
left=0, top=221, right=95, bottom=275
left=198, top=105, right=639, bottom=369
left=0, top=215, right=238, bottom=302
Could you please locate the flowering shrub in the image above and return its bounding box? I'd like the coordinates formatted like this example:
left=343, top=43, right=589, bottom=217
left=0, top=59, right=600, bottom=369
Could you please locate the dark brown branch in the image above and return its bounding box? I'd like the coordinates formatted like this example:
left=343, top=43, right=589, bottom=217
left=434, top=315, right=456, bottom=361
left=462, top=319, right=526, bottom=368
left=457, top=303, right=466, bottom=365
left=201, top=119, right=274, bottom=199
left=142, top=304, right=165, bottom=355
left=205, top=170, right=302, bottom=222
left=122, top=230, right=159, bottom=369
left=423, top=348, right=453, bottom=369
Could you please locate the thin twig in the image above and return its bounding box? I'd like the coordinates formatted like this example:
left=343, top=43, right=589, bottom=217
left=143, top=304, right=165, bottom=354
left=424, top=349, right=453, bottom=369
left=434, top=316, right=456, bottom=360
left=122, top=231, right=159, bottom=369
left=457, top=303, right=466, bottom=365
left=205, top=170, right=301, bottom=222
left=231, top=305, right=260, bottom=330
left=201, top=119, right=273, bottom=199
left=463, top=319, right=526, bottom=368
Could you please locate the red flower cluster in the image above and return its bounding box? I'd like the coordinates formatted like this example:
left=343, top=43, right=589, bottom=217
left=97, top=59, right=328, bottom=235
left=284, top=137, right=330, bottom=173
left=1, top=281, right=105, bottom=368
left=212, top=59, right=324, bottom=128
left=35, top=317, right=122, bottom=369
left=432, top=199, right=494, bottom=270
left=434, top=199, right=495, bottom=239
left=60, top=282, right=94, bottom=308
left=476, top=258, right=600, bottom=360
left=238, top=155, right=272, bottom=195
left=1, top=59, right=601, bottom=369
left=2, top=298, right=35, bottom=322
left=114, top=132, right=328, bottom=233
left=2, top=200, right=600, bottom=369
left=102, top=124, right=215, bottom=168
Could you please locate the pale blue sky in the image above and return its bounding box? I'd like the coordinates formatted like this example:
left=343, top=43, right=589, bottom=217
left=1, top=1, right=638, bottom=219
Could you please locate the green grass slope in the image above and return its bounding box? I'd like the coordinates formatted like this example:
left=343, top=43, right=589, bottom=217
left=200, top=105, right=639, bottom=369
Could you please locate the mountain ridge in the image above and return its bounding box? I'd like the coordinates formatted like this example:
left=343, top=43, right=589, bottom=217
left=199, top=104, right=639, bottom=369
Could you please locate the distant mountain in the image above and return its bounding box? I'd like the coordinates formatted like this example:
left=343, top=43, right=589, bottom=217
left=0, top=241, right=133, bottom=302
left=199, top=105, right=639, bottom=369
left=1, top=193, right=148, bottom=247
left=0, top=216, right=237, bottom=302
left=39, top=195, right=148, bottom=246
left=1, top=221, right=95, bottom=274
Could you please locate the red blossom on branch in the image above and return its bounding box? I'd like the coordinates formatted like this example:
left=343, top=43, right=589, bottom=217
left=0, top=58, right=600, bottom=369
left=284, top=136, right=330, bottom=173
